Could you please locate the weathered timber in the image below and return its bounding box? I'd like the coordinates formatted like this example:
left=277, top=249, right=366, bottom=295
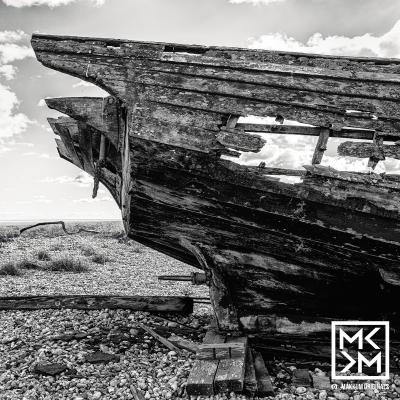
left=32, top=34, right=400, bottom=133
left=168, top=335, right=199, bottom=353
left=137, top=323, right=179, bottom=351
left=311, top=128, right=330, bottom=165
left=46, top=97, right=121, bottom=148
left=214, top=337, right=248, bottom=393
left=253, top=351, right=274, bottom=397
left=186, top=330, right=226, bottom=396
left=0, top=295, right=193, bottom=313
left=248, top=166, right=305, bottom=176
left=338, top=141, right=400, bottom=160
left=32, top=34, right=400, bottom=345
left=197, top=341, right=247, bottom=360
left=243, top=347, right=257, bottom=397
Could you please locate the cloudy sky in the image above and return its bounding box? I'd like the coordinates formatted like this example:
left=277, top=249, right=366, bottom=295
left=1, top=0, right=400, bottom=221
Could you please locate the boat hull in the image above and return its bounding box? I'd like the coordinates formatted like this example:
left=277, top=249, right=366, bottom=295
left=31, top=34, right=400, bottom=335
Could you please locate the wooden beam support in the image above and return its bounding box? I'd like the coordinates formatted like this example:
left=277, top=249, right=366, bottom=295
left=214, top=336, right=248, bottom=393
left=209, top=269, right=240, bottom=332
left=186, top=330, right=226, bottom=396
left=312, top=128, right=330, bottom=165
left=236, top=123, right=376, bottom=140
left=243, top=346, right=257, bottom=397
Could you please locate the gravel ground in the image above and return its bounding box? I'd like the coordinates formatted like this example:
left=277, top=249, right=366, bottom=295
left=1, top=222, right=399, bottom=400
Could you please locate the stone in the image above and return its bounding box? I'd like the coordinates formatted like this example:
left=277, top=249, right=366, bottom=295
left=85, top=351, right=120, bottom=364
left=296, top=387, right=307, bottom=394
left=319, top=390, right=327, bottom=400
left=312, top=374, right=331, bottom=390
left=92, top=392, right=102, bottom=399
left=34, top=363, right=68, bottom=376
left=334, top=393, right=349, bottom=400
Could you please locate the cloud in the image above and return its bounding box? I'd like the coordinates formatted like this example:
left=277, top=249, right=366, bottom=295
left=0, top=65, right=16, bottom=80
left=0, top=30, right=28, bottom=43
left=0, top=31, right=33, bottom=64
left=73, top=196, right=112, bottom=203
left=17, top=195, right=52, bottom=204
left=22, top=151, right=51, bottom=158
left=72, top=80, right=95, bottom=88
left=235, top=21, right=400, bottom=174
left=249, top=19, right=400, bottom=58
left=2, top=0, right=105, bottom=7
left=41, top=173, right=92, bottom=186
left=0, top=84, right=31, bottom=139
left=0, top=30, right=33, bottom=153
left=37, top=98, right=46, bottom=107
left=229, top=0, right=285, bottom=4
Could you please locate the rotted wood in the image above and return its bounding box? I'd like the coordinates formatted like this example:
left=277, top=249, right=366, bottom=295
left=54, top=123, right=83, bottom=169
left=179, top=239, right=239, bottom=331
left=311, top=128, right=330, bottom=165
left=46, top=96, right=121, bottom=148
left=0, top=295, right=193, bottom=313
left=338, top=140, right=400, bottom=162
left=32, top=34, right=400, bottom=134
left=237, top=123, right=377, bottom=140
left=32, top=34, right=400, bottom=341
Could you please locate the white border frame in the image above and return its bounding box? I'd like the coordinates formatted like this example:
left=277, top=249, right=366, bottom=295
left=331, top=321, right=389, bottom=380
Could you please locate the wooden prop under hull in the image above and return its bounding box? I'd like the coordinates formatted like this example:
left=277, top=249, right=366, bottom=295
left=32, top=34, right=400, bottom=336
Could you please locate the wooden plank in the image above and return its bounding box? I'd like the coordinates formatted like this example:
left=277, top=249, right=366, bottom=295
left=137, top=323, right=179, bottom=352
left=338, top=141, right=396, bottom=160
left=243, top=346, right=257, bottom=397
left=236, top=123, right=377, bottom=140
left=214, top=337, right=248, bottom=393
left=46, top=96, right=121, bottom=148
left=148, top=87, right=398, bottom=133
left=77, top=121, right=95, bottom=174
left=137, top=55, right=400, bottom=101
left=186, top=330, right=225, bottom=396
left=0, top=295, right=193, bottom=313
left=53, top=123, right=83, bottom=169
left=312, top=128, right=330, bottom=165
left=216, top=129, right=265, bottom=152
left=247, top=166, right=305, bottom=176
left=31, top=33, right=400, bottom=74
left=197, top=341, right=246, bottom=360
left=253, top=351, right=274, bottom=397
left=292, top=368, right=312, bottom=387
left=136, top=71, right=400, bottom=121
left=167, top=335, right=199, bottom=353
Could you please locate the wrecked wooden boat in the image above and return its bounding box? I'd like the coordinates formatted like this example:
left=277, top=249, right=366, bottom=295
left=31, top=34, right=400, bottom=338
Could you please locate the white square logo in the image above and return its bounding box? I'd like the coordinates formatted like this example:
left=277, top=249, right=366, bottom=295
left=331, top=321, right=389, bottom=380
